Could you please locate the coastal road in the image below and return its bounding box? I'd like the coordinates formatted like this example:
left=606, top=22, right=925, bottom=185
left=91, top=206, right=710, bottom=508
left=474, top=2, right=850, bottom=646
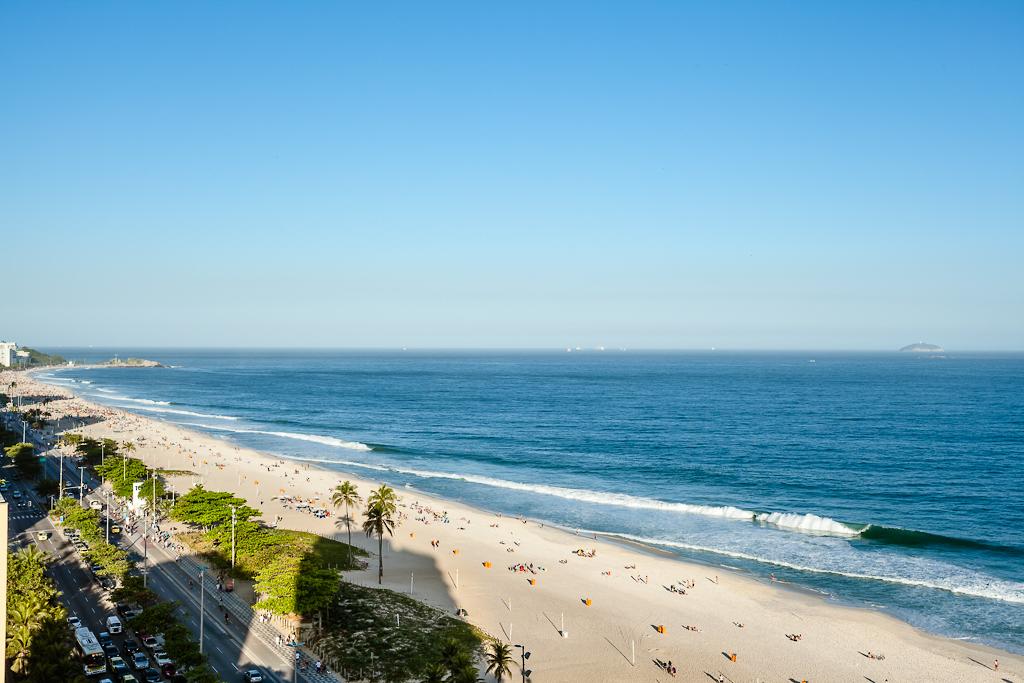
left=3, top=413, right=341, bottom=683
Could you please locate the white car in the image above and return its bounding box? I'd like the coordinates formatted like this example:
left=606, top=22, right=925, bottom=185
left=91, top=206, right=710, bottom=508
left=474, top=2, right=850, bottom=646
left=89, top=500, right=103, bottom=510
left=67, top=615, right=81, bottom=629
left=153, top=651, right=173, bottom=667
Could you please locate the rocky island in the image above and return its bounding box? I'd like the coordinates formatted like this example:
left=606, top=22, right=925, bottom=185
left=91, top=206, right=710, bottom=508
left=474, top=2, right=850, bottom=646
left=899, top=342, right=944, bottom=353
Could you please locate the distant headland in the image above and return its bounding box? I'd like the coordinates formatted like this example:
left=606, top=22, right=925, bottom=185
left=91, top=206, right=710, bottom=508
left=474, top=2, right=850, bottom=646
left=103, top=357, right=163, bottom=367
left=899, top=342, right=944, bottom=353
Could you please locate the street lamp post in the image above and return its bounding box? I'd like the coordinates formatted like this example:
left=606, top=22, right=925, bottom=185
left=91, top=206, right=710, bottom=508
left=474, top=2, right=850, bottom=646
left=78, top=467, right=86, bottom=505
left=514, top=644, right=532, bottom=683
left=199, top=570, right=205, bottom=654
left=105, top=490, right=111, bottom=543
left=230, top=505, right=237, bottom=568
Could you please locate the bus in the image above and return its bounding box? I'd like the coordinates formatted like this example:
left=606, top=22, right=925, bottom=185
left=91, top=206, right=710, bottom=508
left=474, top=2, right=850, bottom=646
left=74, top=627, right=106, bottom=677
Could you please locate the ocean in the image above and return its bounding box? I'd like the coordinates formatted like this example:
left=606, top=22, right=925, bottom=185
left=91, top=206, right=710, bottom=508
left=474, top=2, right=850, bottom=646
left=36, top=349, right=1024, bottom=653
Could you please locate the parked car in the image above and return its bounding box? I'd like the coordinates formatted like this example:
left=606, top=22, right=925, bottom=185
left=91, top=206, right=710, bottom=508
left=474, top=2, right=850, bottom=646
left=109, top=656, right=129, bottom=676
left=141, top=634, right=163, bottom=650
left=131, top=651, right=149, bottom=670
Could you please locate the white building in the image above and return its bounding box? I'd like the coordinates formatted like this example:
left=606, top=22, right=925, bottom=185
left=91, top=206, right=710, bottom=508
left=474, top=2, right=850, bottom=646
left=0, top=342, right=19, bottom=368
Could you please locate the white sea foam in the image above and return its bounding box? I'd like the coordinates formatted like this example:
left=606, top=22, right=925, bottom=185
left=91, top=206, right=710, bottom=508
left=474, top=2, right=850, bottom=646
left=608, top=533, right=1024, bottom=605
left=134, top=406, right=238, bottom=421
left=96, top=388, right=116, bottom=393
left=109, top=396, right=172, bottom=406
left=177, top=423, right=371, bottom=451
left=249, top=454, right=863, bottom=537
left=755, top=512, right=861, bottom=537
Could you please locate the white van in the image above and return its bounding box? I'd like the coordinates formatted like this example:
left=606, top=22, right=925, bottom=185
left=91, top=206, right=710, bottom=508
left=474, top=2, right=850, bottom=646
left=106, top=615, right=123, bottom=634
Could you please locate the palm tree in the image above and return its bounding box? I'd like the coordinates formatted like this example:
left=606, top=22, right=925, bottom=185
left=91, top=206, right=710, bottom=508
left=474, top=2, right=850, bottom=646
left=120, top=440, right=136, bottom=482
left=419, top=662, right=448, bottom=683
left=448, top=665, right=484, bottom=683
left=6, top=624, right=34, bottom=675
left=362, top=484, right=398, bottom=584
left=331, top=481, right=362, bottom=563
left=485, top=641, right=513, bottom=681
left=15, top=544, right=47, bottom=566
left=8, top=600, right=46, bottom=633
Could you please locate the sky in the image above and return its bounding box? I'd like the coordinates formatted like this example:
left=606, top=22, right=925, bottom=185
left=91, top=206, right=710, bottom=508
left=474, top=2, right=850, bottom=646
left=2, top=2, right=1022, bottom=350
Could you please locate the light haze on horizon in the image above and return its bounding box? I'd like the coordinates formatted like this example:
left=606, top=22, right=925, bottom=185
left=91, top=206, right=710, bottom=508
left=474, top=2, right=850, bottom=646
left=2, top=2, right=1022, bottom=350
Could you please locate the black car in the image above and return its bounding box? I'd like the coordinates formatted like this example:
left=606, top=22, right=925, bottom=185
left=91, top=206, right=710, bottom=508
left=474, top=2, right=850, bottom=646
left=102, top=643, right=120, bottom=658
left=122, top=640, right=141, bottom=655
left=140, top=668, right=161, bottom=683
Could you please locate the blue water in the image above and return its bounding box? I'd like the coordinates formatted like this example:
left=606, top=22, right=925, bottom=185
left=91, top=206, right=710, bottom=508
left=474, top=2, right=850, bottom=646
left=38, top=349, right=1024, bottom=652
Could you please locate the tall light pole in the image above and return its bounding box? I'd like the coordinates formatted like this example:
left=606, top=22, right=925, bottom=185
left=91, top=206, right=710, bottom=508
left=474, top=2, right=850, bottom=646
left=151, top=471, right=157, bottom=527
left=58, top=452, right=65, bottom=498
left=78, top=466, right=86, bottom=504
left=514, top=643, right=531, bottom=683
left=105, top=489, right=111, bottom=543
left=230, top=505, right=237, bottom=568
left=199, top=570, right=205, bottom=654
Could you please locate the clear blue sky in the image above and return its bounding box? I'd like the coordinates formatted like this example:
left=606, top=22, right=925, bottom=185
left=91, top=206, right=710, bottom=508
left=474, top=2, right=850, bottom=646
left=2, top=2, right=1022, bottom=349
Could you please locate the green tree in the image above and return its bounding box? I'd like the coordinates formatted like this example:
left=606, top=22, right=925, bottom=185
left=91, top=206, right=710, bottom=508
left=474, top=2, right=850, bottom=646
left=331, top=480, right=362, bottom=562
left=420, top=662, right=448, bottom=683
left=253, top=554, right=339, bottom=616
left=362, top=484, right=399, bottom=585
left=484, top=640, right=513, bottom=681
left=6, top=442, right=40, bottom=479
left=171, top=485, right=258, bottom=529
left=34, top=477, right=58, bottom=497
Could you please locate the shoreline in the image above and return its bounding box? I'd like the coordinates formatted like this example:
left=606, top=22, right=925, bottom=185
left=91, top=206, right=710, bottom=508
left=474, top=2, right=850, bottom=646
left=11, top=366, right=1023, bottom=681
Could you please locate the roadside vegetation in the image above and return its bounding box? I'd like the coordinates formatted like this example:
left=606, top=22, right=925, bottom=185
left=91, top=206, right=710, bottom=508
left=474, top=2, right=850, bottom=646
left=95, top=451, right=166, bottom=505
left=51, top=497, right=132, bottom=579
left=5, top=442, right=39, bottom=479
left=5, top=546, right=86, bottom=682
left=171, top=485, right=366, bottom=616
left=310, top=581, right=485, bottom=683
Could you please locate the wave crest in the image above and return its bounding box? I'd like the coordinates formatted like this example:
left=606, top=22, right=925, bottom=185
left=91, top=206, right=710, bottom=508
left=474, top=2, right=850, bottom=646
left=178, top=423, right=371, bottom=451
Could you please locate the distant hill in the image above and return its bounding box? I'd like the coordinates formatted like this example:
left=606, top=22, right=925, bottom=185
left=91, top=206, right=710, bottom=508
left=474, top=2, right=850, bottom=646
left=21, top=347, right=67, bottom=366
left=899, top=342, right=944, bottom=353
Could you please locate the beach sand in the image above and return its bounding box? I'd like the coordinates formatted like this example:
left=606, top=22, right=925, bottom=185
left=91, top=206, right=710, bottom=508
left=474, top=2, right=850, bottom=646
left=7, top=368, right=1022, bottom=682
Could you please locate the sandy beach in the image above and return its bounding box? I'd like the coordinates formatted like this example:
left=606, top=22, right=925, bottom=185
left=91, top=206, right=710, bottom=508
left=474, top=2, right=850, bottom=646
left=7, top=368, right=1022, bottom=683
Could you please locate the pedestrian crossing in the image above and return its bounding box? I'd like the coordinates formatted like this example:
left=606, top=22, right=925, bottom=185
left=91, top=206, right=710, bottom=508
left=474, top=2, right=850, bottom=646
left=9, top=512, right=44, bottom=521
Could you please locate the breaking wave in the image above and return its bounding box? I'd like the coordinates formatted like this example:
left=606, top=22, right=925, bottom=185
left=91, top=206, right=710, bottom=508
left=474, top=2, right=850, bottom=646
left=177, top=423, right=371, bottom=452
left=133, top=406, right=238, bottom=420
left=607, top=532, right=1024, bottom=605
